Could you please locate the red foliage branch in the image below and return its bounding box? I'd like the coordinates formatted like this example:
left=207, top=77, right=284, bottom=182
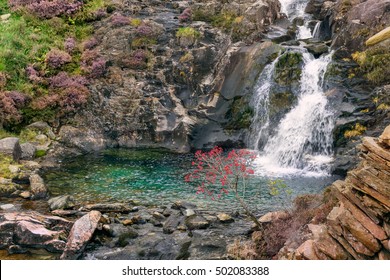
left=185, top=147, right=262, bottom=227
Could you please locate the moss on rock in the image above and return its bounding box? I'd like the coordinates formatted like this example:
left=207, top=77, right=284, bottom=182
left=274, top=52, right=303, bottom=85
left=225, top=97, right=254, bottom=130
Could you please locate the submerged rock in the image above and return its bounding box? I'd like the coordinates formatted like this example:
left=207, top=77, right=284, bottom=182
left=48, top=195, right=76, bottom=211
left=60, top=211, right=101, bottom=260
left=29, top=174, right=48, bottom=200
left=217, top=213, right=234, bottom=223
left=82, top=203, right=131, bottom=213
left=185, top=215, right=210, bottom=230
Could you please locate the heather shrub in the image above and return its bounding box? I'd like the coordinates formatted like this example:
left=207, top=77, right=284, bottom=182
left=110, top=13, right=130, bottom=27
left=0, top=91, right=28, bottom=126
left=58, top=84, right=90, bottom=112
left=135, top=23, right=154, bottom=37
left=9, top=0, right=83, bottom=19
left=49, top=72, right=88, bottom=89
left=64, top=37, right=77, bottom=53
left=83, top=37, right=98, bottom=50
left=80, top=49, right=107, bottom=78
left=123, top=49, right=150, bottom=69
left=33, top=72, right=90, bottom=113
left=0, top=72, right=8, bottom=89
left=89, top=57, right=107, bottom=78
left=45, top=49, right=72, bottom=69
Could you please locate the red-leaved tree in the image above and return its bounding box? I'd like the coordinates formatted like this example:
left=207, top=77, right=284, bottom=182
left=185, top=147, right=262, bottom=228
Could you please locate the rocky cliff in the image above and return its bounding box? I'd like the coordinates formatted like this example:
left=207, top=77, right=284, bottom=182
left=278, top=125, right=390, bottom=259
left=309, top=0, right=390, bottom=174
left=57, top=0, right=282, bottom=153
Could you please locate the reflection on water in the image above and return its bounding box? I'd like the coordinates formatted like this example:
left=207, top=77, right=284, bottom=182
left=44, top=149, right=339, bottom=214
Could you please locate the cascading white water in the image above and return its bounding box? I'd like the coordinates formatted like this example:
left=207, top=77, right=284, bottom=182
left=254, top=52, right=334, bottom=176
left=248, top=58, right=279, bottom=150
left=279, top=0, right=315, bottom=39
left=249, top=0, right=335, bottom=176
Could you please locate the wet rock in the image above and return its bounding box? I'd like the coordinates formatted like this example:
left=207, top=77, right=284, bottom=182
left=7, top=245, right=28, bottom=254
left=217, top=213, right=234, bottom=223
left=379, top=125, right=390, bottom=147
left=51, top=210, right=80, bottom=217
left=122, top=219, right=133, bottom=226
left=163, top=213, right=184, bottom=234
left=20, top=143, right=37, bottom=160
left=304, top=0, right=324, bottom=16
left=116, top=229, right=139, bottom=247
left=152, top=211, right=166, bottom=221
left=48, top=195, right=75, bottom=211
left=0, top=204, right=16, bottom=211
left=172, top=201, right=197, bottom=210
left=305, top=43, right=329, bottom=58
left=258, top=211, right=290, bottom=223
left=0, top=137, right=22, bottom=161
left=183, top=209, right=196, bottom=217
left=59, top=125, right=107, bottom=152
left=185, top=215, right=210, bottom=230
left=19, top=191, right=31, bottom=199
left=29, top=174, right=48, bottom=200
left=60, top=211, right=101, bottom=260
left=188, top=231, right=227, bottom=260
left=82, top=203, right=131, bottom=213
left=0, top=212, right=72, bottom=253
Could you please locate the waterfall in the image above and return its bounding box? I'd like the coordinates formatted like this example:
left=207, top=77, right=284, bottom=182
left=248, top=0, right=335, bottom=176
left=312, top=21, right=321, bottom=39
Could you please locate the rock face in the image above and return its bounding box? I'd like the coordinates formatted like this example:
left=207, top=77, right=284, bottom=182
left=0, top=211, right=72, bottom=253
left=20, top=143, right=36, bottom=160
left=330, top=0, right=390, bottom=53
left=60, top=211, right=102, bottom=260
left=56, top=0, right=281, bottom=153
left=0, top=137, right=22, bottom=161
left=279, top=126, right=390, bottom=259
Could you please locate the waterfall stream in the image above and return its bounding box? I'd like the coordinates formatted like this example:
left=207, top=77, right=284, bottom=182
left=249, top=0, right=335, bottom=176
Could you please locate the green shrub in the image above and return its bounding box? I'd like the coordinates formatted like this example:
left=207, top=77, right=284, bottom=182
left=352, top=45, right=390, bottom=85
left=35, top=150, right=47, bottom=158
left=176, top=27, right=201, bottom=40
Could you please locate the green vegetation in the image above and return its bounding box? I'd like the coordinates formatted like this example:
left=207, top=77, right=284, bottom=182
left=193, top=9, right=238, bottom=30
left=344, top=123, right=366, bottom=138
left=176, top=27, right=201, bottom=40
left=19, top=128, right=38, bottom=143
left=225, top=97, right=254, bottom=130
left=35, top=150, right=47, bottom=158
left=352, top=45, right=390, bottom=85
left=0, top=0, right=110, bottom=132
left=0, top=155, right=14, bottom=179
left=274, top=52, right=303, bottom=85
left=0, top=129, right=16, bottom=139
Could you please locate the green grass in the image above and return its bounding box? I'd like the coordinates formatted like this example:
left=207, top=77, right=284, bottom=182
left=0, top=129, right=17, bottom=140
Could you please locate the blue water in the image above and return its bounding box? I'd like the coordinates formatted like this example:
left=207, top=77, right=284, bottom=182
left=44, top=149, right=339, bottom=214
